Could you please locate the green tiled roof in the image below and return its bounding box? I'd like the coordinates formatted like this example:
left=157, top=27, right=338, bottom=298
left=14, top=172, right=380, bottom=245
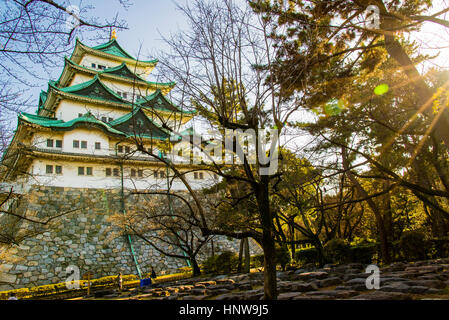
left=53, top=75, right=128, bottom=104
left=100, top=62, right=147, bottom=82
left=58, top=57, right=176, bottom=89
left=109, top=106, right=170, bottom=140
left=37, top=91, right=48, bottom=114
left=19, top=112, right=126, bottom=136
left=87, top=39, right=158, bottom=64
left=137, top=89, right=194, bottom=114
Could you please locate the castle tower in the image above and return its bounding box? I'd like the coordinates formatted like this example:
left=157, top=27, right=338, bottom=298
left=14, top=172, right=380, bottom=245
left=0, top=38, right=250, bottom=290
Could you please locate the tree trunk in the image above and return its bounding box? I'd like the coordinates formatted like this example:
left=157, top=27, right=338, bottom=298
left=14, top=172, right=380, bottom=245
left=342, top=147, right=391, bottom=264
left=243, top=237, right=250, bottom=273
left=256, top=178, right=277, bottom=300
left=237, top=238, right=244, bottom=273
left=289, top=223, right=296, bottom=260
left=191, top=258, right=201, bottom=276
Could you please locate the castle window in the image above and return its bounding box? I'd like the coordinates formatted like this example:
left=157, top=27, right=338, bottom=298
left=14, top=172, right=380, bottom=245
left=122, top=92, right=127, bottom=99
left=108, top=117, right=113, bottom=122
left=46, top=165, right=53, bottom=174
left=46, top=139, right=54, bottom=147
left=101, top=117, right=107, bottom=122
left=86, top=167, right=93, bottom=176
left=106, top=168, right=112, bottom=176
left=113, top=168, right=119, bottom=177
left=117, top=146, right=123, bottom=153
left=130, top=169, right=136, bottom=177
left=159, top=170, right=165, bottom=178
left=194, top=172, right=204, bottom=180
left=138, top=169, right=143, bottom=178
left=78, top=167, right=84, bottom=175
left=55, top=140, right=62, bottom=148
left=73, top=140, right=80, bottom=148
left=78, top=113, right=83, bottom=118
left=95, top=142, right=101, bottom=150
left=98, top=65, right=106, bottom=70
left=91, top=63, right=96, bottom=68
left=125, top=146, right=131, bottom=153
left=55, top=165, right=62, bottom=174
left=81, top=141, right=87, bottom=149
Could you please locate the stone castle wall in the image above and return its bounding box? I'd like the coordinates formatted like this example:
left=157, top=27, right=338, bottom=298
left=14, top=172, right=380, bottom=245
left=0, top=186, right=262, bottom=291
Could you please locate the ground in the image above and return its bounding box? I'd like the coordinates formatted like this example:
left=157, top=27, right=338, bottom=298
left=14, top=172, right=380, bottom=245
left=61, top=258, right=449, bottom=300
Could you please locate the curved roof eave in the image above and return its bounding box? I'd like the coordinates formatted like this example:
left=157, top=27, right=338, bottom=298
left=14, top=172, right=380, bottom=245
left=72, top=38, right=158, bottom=66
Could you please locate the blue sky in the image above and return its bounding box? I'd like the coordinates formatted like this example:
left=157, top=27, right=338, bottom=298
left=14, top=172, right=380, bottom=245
left=79, top=0, right=189, bottom=58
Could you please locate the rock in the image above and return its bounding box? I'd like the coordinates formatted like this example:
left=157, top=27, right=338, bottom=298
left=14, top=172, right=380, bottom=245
left=417, top=274, right=448, bottom=281
left=190, top=288, right=207, bottom=295
left=407, top=280, right=446, bottom=289
left=351, top=291, right=412, bottom=300
left=197, top=281, right=216, bottom=287
left=343, top=273, right=366, bottom=281
left=216, top=279, right=235, bottom=285
left=296, top=271, right=328, bottom=281
left=290, top=282, right=318, bottom=292
left=380, top=282, right=411, bottom=293
left=293, top=295, right=335, bottom=300
left=408, top=286, right=430, bottom=294
left=278, top=292, right=304, bottom=300
left=404, top=265, right=444, bottom=274
left=215, top=293, right=245, bottom=300
left=318, top=277, right=342, bottom=288
left=237, top=283, right=253, bottom=291
left=206, top=289, right=230, bottom=296
left=305, top=290, right=358, bottom=299
left=346, top=278, right=367, bottom=285
left=181, top=295, right=208, bottom=300
left=427, top=288, right=443, bottom=294
left=0, top=273, right=17, bottom=283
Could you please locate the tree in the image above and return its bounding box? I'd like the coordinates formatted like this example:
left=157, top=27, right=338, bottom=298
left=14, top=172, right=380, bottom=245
left=249, top=0, right=449, bottom=148
left=128, top=0, right=302, bottom=299
left=109, top=192, right=211, bottom=276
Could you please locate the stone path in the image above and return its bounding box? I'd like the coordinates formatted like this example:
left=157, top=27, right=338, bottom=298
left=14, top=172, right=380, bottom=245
left=87, top=258, right=449, bottom=300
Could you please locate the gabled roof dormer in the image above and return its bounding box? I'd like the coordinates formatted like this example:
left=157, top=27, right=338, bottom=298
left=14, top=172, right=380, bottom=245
left=137, top=89, right=194, bottom=115
left=57, top=75, right=126, bottom=104
left=110, top=107, right=170, bottom=140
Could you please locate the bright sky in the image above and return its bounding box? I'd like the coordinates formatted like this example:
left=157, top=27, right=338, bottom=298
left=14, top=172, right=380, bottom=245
left=21, top=0, right=189, bottom=115
left=14, top=0, right=449, bottom=127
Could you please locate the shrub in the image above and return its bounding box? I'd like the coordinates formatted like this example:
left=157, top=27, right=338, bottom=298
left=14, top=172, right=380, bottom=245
left=323, top=239, right=351, bottom=264
left=295, top=247, right=320, bottom=265
left=399, top=231, right=428, bottom=261
left=349, top=242, right=377, bottom=264
left=275, top=245, right=291, bottom=270
left=250, top=254, right=264, bottom=268
left=201, top=251, right=239, bottom=275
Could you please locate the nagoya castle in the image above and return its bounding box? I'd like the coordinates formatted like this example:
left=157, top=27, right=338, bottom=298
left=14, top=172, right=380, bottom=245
left=0, top=35, right=258, bottom=290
